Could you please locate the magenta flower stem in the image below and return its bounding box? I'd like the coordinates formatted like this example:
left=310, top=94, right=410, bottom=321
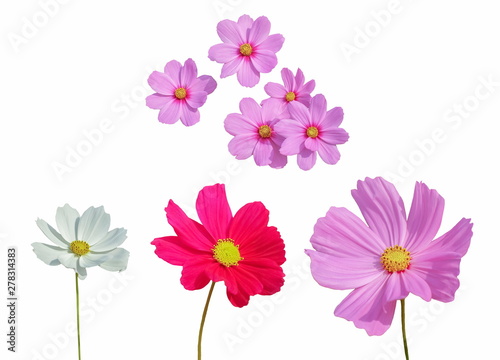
left=75, top=273, right=82, bottom=360
left=198, top=281, right=216, bottom=360
left=401, top=299, right=409, bottom=360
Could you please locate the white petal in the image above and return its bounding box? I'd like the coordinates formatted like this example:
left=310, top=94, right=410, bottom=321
left=31, top=242, right=66, bottom=266
left=77, top=206, right=110, bottom=245
left=79, top=252, right=112, bottom=268
left=56, top=204, right=80, bottom=242
left=91, top=228, right=127, bottom=252
left=99, top=248, right=130, bottom=272
left=58, top=252, right=78, bottom=270
left=36, top=219, right=69, bottom=247
left=76, top=260, right=87, bottom=280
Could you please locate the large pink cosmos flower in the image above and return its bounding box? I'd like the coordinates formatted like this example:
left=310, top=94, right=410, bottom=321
left=208, top=15, right=285, bottom=88
left=146, top=58, right=217, bottom=126
left=275, top=94, right=349, bottom=170
left=262, top=68, right=316, bottom=117
left=152, top=183, right=286, bottom=307
left=306, top=177, right=473, bottom=336
left=224, top=97, right=287, bottom=168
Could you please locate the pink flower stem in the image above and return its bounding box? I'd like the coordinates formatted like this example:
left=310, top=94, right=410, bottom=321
left=75, top=273, right=82, bottom=360
left=401, top=299, right=409, bottom=360
left=198, top=281, right=216, bottom=360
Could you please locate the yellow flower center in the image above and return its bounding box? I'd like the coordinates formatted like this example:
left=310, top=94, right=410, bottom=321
left=239, top=43, right=253, bottom=56
left=174, top=87, right=187, bottom=100
left=70, top=240, right=90, bottom=256
left=258, top=125, right=272, bottom=138
left=213, top=238, right=242, bottom=267
left=380, top=245, right=411, bottom=273
left=285, top=92, right=296, bottom=102
left=306, top=126, right=319, bottom=138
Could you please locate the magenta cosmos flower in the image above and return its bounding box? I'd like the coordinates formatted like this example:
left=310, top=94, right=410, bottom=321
left=146, top=58, right=217, bottom=126
left=152, top=183, right=286, bottom=307
left=262, top=68, right=316, bottom=116
left=208, top=14, right=285, bottom=88
left=275, top=94, right=348, bottom=170
left=224, top=97, right=287, bottom=168
left=306, top=177, right=473, bottom=336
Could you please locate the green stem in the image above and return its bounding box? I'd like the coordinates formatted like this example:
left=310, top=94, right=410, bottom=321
left=401, top=298, right=409, bottom=360
left=75, top=273, right=81, bottom=360
left=198, top=282, right=215, bottom=360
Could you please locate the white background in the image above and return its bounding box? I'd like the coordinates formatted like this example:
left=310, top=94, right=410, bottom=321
left=1, top=0, right=499, bottom=359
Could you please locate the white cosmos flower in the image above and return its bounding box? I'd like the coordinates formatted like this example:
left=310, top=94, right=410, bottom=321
left=32, top=204, right=129, bottom=280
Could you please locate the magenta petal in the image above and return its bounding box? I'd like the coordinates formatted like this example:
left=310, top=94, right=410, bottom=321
left=148, top=71, right=176, bottom=95
left=146, top=94, right=170, bottom=109
left=208, top=43, right=240, bottom=63
left=179, top=105, right=200, bottom=126
left=264, top=82, right=286, bottom=98
left=281, top=68, right=294, bottom=90
left=253, top=139, right=273, bottom=166
left=317, top=142, right=341, bottom=164
left=352, top=177, right=407, bottom=247
left=158, top=98, right=181, bottom=124
left=279, top=134, right=305, bottom=155
left=228, top=134, right=257, bottom=159
left=196, top=184, right=233, bottom=240
left=334, top=273, right=396, bottom=336
left=304, top=136, right=320, bottom=151
left=221, top=57, right=244, bottom=78
left=185, top=91, right=207, bottom=109
left=323, top=107, right=344, bottom=127
left=310, top=94, right=327, bottom=124
left=217, top=19, right=244, bottom=45
left=237, top=61, right=260, bottom=87
left=259, top=33, right=285, bottom=53
left=224, top=113, right=258, bottom=135
left=198, top=75, right=217, bottom=95
left=403, top=182, right=445, bottom=251
left=288, top=101, right=312, bottom=127
left=307, top=250, right=382, bottom=290
left=163, top=60, right=182, bottom=82
left=180, top=58, right=197, bottom=87
left=251, top=49, right=277, bottom=73
left=180, top=257, right=212, bottom=290
left=248, top=16, right=271, bottom=45
left=297, top=148, right=317, bottom=170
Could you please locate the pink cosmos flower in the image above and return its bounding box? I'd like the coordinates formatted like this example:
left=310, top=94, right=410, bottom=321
left=152, top=183, right=286, bottom=307
left=208, top=14, right=285, bottom=88
left=224, top=97, right=287, bottom=168
left=275, top=94, right=349, bottom=171
left=262, top=68, right=316, bottom=117
left=306, top=177, right=473, bottom=335
left=146, top=58, right=217, bottom=126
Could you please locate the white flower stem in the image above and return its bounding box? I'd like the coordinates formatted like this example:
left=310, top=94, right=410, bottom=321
left=198, top=281, right=215, bottom=360
left=75, top=273, right=82, bottom=360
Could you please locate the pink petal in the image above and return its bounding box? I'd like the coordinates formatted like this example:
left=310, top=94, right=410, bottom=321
left=382, top=272, right=409, bottom=303
left=261, top=98, right=283, bottom=123
left=274, top=118, right=305, bottom=138
left=317, top=142, right=341, bottom=164
left=163, top=60, right=182, bottom=83
left=180, top=58, right=197, bottom=87
left=224, top=113, right=258, bottom=135
left=401, top=269, right=432, bottom=301
left=279, top=134, right=305, bottom=155
left=221, top=56, right=244, bottom=78
left=208, top=43, right=240, bottom=63
left=253, top=139, right=273, bottom=165
left=295, top=68, right=305, bottom=88
left=198, top=75, right=217, bottom=94
left=217, top=19, right=244, bottom=45
left=269, top=144, right=287, bottom=169
left=310, top=206, right=386, bottom=257
left=297, top=148, right=317, bottom=170
left=237, top=14, right=253, bottom=31
left=288, top=101, right=312, bottom=127
left=334, top=273, right=396, bottom=336
left=307, top=250, right=382, bottom=290
left=146, top=93, right=170, bottom=109
left=237, top=61, right=260, bottom=87
left=320, top=128, right=349, bottom=145
left=228, top=134, right=257, bottom=159
left=264, top=81, right=287, bottom=98
left=304, top=136, right=320, bottom=151
left=403, top=182, right=445, bottom=251
left=310, top=94, right=327, bottom=125
left=158, top=98, right=181, bottom=124
left=195, top=184, right=233, bottom=241
left=148, top=71, right=176, bottom=95
left=352, top=177, right=407, bottom=247
left=426, top=218, right=473, bottom=257
left=180, top=257, right=212, bottom=290
left=248, top=16, right=271, bottom=45
left=323, top=106, right=344, bottom=127
left=165, top=200, right=214, bottom=249
left=239, top=97, right=262, bottom=123
left=259, top=33, right=285, bottom=53
left=250, top=49, right=277, bottom=73
left=179, top=105, right=200, bottom=126
left=300, top=79, right=316, bottom=95
left=185, top=91, right=207, bottom=109
left=281, top=67, right=295, bottom=90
